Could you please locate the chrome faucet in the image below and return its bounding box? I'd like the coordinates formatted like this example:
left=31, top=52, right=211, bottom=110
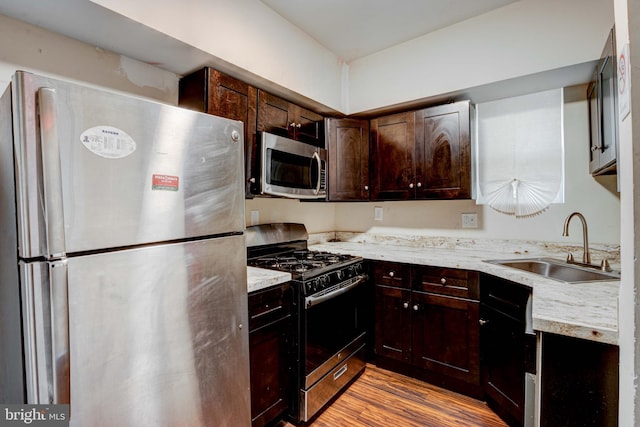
left=562, top=212, right=591, bottom=264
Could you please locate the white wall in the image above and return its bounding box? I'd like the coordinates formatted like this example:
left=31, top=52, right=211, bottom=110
left=614, top=0, right=637, bottom=424
left=244, top=198, right=336, bottom=234
left=0, top=15, right=178, bottom=103
left=91, top=0, right=346, bottom=112
left=348, top=0, right=614, bottom=113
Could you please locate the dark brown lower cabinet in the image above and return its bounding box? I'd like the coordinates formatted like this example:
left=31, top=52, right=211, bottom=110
left=412, top=292, right=480, bottom=386
left=540, top=332, right=618, bottom=427
left=374, top=284, right=412, bottom=362
left=373, top=261, right=480, bottom=397
left=480, top=274, right=534, bottom=427
left=248, top=283, right=293, bottom=427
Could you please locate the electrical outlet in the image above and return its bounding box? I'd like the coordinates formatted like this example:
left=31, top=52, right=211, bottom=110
left=250, top=210, right=259, bottom=226
left=461, top=213, right=478, bottom=229
left=374, top=206, right=384, bottom=221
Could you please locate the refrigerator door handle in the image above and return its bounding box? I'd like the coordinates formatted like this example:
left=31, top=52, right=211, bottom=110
left=38, top=88, right=66, bottom=258
left=49, top=260, right=70, bottom=404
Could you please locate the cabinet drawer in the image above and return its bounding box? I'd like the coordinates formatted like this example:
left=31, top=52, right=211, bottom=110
left=413, top=266, right=479, bottom=299
left=373, top=262, right=411, bottom=288
left=249, top=283, right=292, bottom=331
left=480, top=274, right=531, bottom=323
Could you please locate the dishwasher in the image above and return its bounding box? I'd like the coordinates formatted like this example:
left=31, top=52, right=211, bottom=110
left=480, top=273, right=536, bottom=427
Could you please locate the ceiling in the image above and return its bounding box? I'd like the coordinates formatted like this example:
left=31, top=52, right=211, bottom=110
left=260, top=0, right=520, bottom=62
left=0, top=0, right=595, bottom=113
left=0, top=0, right=522, bottom=70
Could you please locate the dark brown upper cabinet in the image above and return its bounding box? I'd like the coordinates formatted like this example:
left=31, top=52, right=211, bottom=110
left=257, top=90, right=324, bottom=147
left=415, top=102, right=471, bottom=199
left=370, top=101, right=471, bottom=201
left=178, top=67, right=257, bottom=144
left=370, top=111, right=416, bottom=200
left=588, top=27, right=618, bottom=176
left=325, top=118, right=370, bottom=201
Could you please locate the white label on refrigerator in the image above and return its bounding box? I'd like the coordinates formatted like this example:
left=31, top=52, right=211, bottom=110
left=80, top=126, right=136, bottom=159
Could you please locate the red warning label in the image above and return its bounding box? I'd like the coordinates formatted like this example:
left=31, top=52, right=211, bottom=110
left=152, top=174, right=179, bottom=191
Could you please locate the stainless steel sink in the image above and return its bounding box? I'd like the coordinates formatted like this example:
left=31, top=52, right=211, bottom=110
left=485, top=257, right=621, bottom=283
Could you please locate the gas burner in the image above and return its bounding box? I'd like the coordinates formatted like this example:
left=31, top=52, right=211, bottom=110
left=248, top=246, right=361, bottom=280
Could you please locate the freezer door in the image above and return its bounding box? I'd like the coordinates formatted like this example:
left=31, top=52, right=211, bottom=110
left=11, top=71, right=245, bottom=258
left=28, top=235, right=250, bottom=426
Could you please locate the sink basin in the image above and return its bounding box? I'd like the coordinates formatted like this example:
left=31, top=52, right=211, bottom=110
left=485, top=257, right=621, bottom=283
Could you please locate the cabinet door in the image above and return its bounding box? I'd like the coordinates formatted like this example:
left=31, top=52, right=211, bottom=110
left=374, top=285, right=412, bottom=362
left=248, top=284, right=292, bottom=427
left=598, top=42, right=618, bottom=170
left=370, top=111, right=416, bottom=200
left=412, top=292, right=480, bottom=386
left=540, top=333, right=618, bottom=427
left=589, top=27, right=618, bottom=175
left=326, top=118, right=370, bottom=201
left=480, top=305, right=526, bottom=425
left=294, top=105, right=324, bottom=146
left=587, top=77, right=602, bottom=172
left=257, top=90, right=293, bottom=138
left=250, top=319, right=291, bottom=427
left=415, top=102, right=471, bottom=199
left=256, top=91, right=324, bottom=145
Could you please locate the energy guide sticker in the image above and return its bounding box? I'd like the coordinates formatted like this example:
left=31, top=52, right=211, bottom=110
left=80, top=125, right=136, bottom=159
left=152, top=174, right=179, bottom=191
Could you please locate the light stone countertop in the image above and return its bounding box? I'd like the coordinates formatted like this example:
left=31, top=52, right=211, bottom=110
left=308, top=240, right=619, bottom=346
left=247, top=266, right=291, bottom=293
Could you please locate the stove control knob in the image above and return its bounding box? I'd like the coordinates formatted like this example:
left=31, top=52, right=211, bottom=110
left=308, top=280, right=317, bottom=294
left=336, top=270, right=345, bottom=281
left=354, top=263, right=363, bottom=275
left=316, top=275, right=326, bottom=290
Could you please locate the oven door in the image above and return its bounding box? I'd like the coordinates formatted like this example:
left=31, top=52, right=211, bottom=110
left=302, top=274, right=368, bottom=388
left=260, top=132, right=327, bottom=199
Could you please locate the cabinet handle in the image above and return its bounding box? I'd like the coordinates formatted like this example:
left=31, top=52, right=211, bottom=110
left=289, top=122, right=296, bottom=128
left=479, top=319, right=489, bottom=326
left=403, top=302, right=409, bottom=309
left=364, top=185, right=369, bottom=191
left=296, top=123, right=301, bottom=128
left=409, top=183, right=414, bottom=189
left=417, top=182, right=422, bottom=188
left=413, top=304, right=419, bottom=311
left=440, top=277, right=447, bottom=285
left=388, top=271, right=395, bottom=278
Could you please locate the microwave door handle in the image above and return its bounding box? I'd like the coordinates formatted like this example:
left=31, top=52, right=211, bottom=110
left=312, top=151, right=322, bottom=195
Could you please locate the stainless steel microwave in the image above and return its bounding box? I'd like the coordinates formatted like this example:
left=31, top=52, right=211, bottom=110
left=256, top=132, right=327, bottom=199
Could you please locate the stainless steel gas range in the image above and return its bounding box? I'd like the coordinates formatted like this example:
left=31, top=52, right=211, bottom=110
left=247, top=223, right=368, bottom=424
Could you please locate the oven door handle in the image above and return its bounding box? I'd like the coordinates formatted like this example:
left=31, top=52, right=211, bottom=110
left=305, top=274, right=368, bottom=309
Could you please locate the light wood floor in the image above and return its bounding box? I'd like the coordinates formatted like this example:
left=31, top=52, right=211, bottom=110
left=282, top=363, right=508, bottom=427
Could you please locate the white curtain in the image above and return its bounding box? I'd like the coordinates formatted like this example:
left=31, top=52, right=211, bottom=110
left=475, top=88, right=564, bottom=218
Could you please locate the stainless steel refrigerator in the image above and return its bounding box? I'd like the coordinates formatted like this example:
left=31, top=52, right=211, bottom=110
left=0, top=71, right=250, bottom=426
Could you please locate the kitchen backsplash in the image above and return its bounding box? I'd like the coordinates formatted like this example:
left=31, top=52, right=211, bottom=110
left=308, top=231, right=621, bottom=266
